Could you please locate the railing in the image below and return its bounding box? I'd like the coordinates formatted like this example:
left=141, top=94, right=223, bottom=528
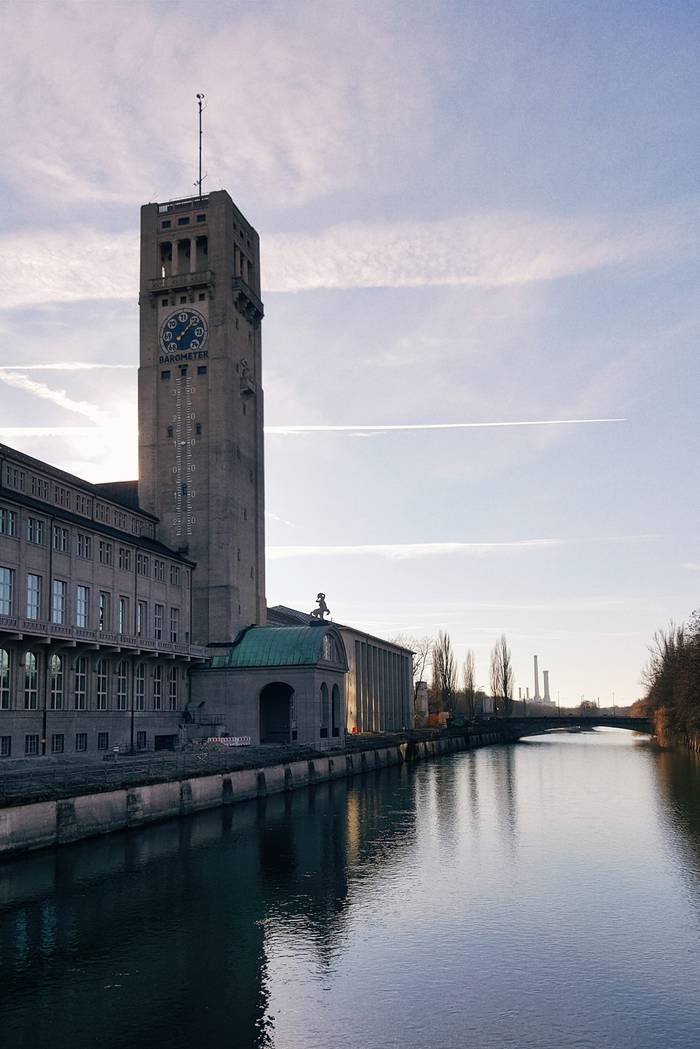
left=148, top=269, right=213, bottom=292
left=232, top=277, right=264, bottom=319
left=158, top=196, right=209, bottom=214
left=0, top=614, right=208, bottom=660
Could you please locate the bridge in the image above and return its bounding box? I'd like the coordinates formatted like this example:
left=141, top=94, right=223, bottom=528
left=485, top=714, right=652, bottom=739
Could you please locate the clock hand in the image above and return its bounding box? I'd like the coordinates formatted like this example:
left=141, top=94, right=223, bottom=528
left=176, top=319, right=196, bottom=343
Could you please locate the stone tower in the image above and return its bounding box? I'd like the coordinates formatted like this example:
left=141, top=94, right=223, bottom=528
left=138, top=190, right=266, bottom=647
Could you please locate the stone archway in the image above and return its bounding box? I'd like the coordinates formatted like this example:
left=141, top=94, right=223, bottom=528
left=260, top=681, right=294, bottom=744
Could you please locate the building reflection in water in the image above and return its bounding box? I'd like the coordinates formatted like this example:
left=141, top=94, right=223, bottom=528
left=653, top=745, right=700, bottom=914
left=0, top=767, right=417, bottom=1049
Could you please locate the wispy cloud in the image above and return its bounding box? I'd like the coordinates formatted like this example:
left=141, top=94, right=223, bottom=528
left=0, top=371, right=105, bottom=424
left=265, top=511, right=297, bottom=529
left=267, top=539, right=561, bottom=561
left=683, top=562, right=700, bottom=571
left=266, top=417, right=626, bottom=435
left=0, top=363, right=135, bottom=372
left=0, top=427, right=96, bottom=439
left=1, top=199, right=696, bottom=310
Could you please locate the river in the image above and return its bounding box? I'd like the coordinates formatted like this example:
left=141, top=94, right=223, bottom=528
left=2, top=729, right=700, bottom=1048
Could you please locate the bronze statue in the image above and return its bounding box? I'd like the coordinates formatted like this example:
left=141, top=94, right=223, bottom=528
left=310, top=592, right=330, bottom=620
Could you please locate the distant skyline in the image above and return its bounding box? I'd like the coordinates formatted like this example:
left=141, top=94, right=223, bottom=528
left=1, top=0, right=698, bottom=704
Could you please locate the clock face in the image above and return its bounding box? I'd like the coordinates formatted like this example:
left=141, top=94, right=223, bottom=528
left=159, top=309, right=208, bottom=355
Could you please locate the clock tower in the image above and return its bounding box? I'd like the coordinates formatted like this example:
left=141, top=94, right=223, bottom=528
left=138, top=190, right=266, bottom=647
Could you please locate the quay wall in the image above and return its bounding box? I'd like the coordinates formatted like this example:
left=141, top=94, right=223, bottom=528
left=0, top=729, right=508, bottom=859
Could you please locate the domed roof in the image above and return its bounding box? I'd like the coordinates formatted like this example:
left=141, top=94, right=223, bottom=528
left=210, top=625, right=347, bottom=669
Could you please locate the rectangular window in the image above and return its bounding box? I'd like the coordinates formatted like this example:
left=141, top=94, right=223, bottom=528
left=116, top=662, right=128, bottom=710
left=74, top=656, right=87, bottom=710
left=97, top=732, right=109, bottom=752
left=26, top=574, right=41, bottom=620
left=30, top=475, right=49, bottom=500
left=168, top=667, right=178, bottom=710
left=75, top=732, right=88, bottom=753
left=136, top=600, right=147, bottom=637
left=54, top=486, right=70, bottom=508
left=137, top=552, right=149, bottom=576
left=76, top=585, right=89, bottom=629
left=0, top=507, right=17, bottom=536
left=51, top=580, right=67, bottom=625
left=98, top=592, right=110, bottom=632
left=135, top=664, right=146, bottom=710
left=0, top=567, right=13, bottom=615
left=170, top=607, right=180, bottom=643
left=118, top=546, right=132, bottom=571
left=96, top=661, right=108, bottom=710
left=136, top=730, right=147, bottom=750
left=98, top=540, right=112, bottom=565
left=95, top=503, right=109, bottom=523
left=0, top=736, right=11, bottom=758
left=170, top=564, right=181, bottom=586
left=118, top=596, right=129, bottom=634
left=52, top=525, right=70, bottom=553
left=114, top=511, right=127, bottom=531
left=154, top=603, right=164, bottom=641
left=24, top=734, right=39, bottom=756
left=75, top=493, right=90, bottom=516
left=0, top=649, right=9, bottom=709
left=26, top=517, right=45, bottom=545
left=51, top=733, right=64, bottom=755
left=153, top=559, right=165, bottom=582
left=76, top=533, right=92, bottom=559
left=6, top=466, right=25, bottom=491
left=153, top=665, right=162, bottom=710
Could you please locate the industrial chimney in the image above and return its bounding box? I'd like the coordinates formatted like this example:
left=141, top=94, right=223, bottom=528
left=543, top=670, right=552, bottom=705
left=533, top=655, right=541, bottom=701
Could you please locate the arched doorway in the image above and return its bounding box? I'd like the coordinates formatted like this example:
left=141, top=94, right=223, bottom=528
left=260, top=682, right=294, bottom=744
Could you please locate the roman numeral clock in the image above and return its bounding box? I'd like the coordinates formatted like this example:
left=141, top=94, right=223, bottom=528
left=159, top=308, right=208, bottom=539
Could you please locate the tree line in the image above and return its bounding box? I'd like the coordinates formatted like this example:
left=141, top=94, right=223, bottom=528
left=393, top=631, right=551, bottom=722
left=635, top=610, right=700, bottom=745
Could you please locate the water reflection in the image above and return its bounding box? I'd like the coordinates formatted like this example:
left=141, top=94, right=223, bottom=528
left=3, top=738, right=700, bottom=1049
left=0, top=769, right=416, bottom=1049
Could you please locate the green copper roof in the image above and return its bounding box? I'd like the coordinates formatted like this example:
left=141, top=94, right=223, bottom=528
left=210, top=625, right=340, bottom=669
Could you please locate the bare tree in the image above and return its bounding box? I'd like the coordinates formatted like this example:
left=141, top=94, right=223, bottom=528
left=390, top=634, right=433, bottom=699
left=489, top=634, right=514, bottom=716
left=432, top=631, right=457, bottom=713
left=463, top=649, right=477, bottom=718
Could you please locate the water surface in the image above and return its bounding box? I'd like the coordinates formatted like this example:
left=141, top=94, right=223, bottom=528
left=2, top=729, right=700, bottom=1048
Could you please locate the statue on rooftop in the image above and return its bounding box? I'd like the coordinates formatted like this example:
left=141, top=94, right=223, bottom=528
left=310, top=592, right=330, bottom=620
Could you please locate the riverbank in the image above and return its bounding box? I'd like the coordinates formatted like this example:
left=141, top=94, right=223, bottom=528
left=0, top=726, right=510, bottom=859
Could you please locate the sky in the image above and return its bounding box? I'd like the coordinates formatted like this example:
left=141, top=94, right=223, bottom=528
left=0, top=0, right=698, bottom=706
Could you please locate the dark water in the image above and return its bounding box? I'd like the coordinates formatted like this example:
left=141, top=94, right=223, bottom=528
left=2, top=730, right=700, bottom=1049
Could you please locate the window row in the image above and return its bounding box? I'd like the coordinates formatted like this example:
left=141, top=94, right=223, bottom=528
left=0, top=570, right=183, bottom=639
left=0, top=731, right=116, bottom=757
left=1, top=470, right=154, bottom=537
left=0, top=650, right=181, bottom=712
left=1, top=513, right=181, bottom=583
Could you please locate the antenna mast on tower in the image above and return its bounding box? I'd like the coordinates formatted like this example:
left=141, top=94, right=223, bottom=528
left=195, top=93, right=207, bottom=197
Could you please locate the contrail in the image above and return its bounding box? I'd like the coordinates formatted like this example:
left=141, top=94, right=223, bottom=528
left=265, top=418, right=627, bottom=434
left=0, top=371, right=104, bottom=424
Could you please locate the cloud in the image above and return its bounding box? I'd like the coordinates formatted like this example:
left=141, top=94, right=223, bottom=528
left=267, top=539, right=561, bottom=560
left=683, top=563, right=700, bottom=571
left=265, top=511, right=297, bottom=529
left=0, top=200, right=696, bottom=310
left=265, top=417, right=626, bottom=435
left=0, top=363, right=135, bottom=372
left=0, top=371, right=105, bottom=424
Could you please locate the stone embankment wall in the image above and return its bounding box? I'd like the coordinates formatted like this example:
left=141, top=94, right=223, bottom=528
left=0, top=730, right=507, bottom=859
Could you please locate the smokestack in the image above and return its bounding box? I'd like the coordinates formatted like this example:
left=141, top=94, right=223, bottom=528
left=543, top=670, right=551, bottom=705
left=519, top=687, right=522, bottom=699
left=533, top=655, right=541, bottom=701
left=526, top=687, right=530, bottom=699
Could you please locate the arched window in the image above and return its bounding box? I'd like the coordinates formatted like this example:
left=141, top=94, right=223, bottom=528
left=0, top=649, right=10, bottom=709
left=331, top=684, right=341, bottom=738
left=322, top=634, right=337, bottom=662
left=74, top=656, right=87, bottom=710
left=95, top=658, right=109, bottom=710
left=320, top=683, right=329, bottom=738
left=116, top=660, right=129, bottom=711
left=135, top=664, right=146, bottom=711
left=49, top=654, right=63, bottom=710
left=24, top=652, right=38, bottom=709
left=153, top=665, right=162, bottom=710
left=168, top=667, right=178, bottom=711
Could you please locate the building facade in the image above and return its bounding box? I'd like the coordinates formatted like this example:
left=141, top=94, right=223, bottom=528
left=0, top=444, right=206, bottom=759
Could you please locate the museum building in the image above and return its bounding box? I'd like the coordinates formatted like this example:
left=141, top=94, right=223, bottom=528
left=0, top=189, right=413, bottom=759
